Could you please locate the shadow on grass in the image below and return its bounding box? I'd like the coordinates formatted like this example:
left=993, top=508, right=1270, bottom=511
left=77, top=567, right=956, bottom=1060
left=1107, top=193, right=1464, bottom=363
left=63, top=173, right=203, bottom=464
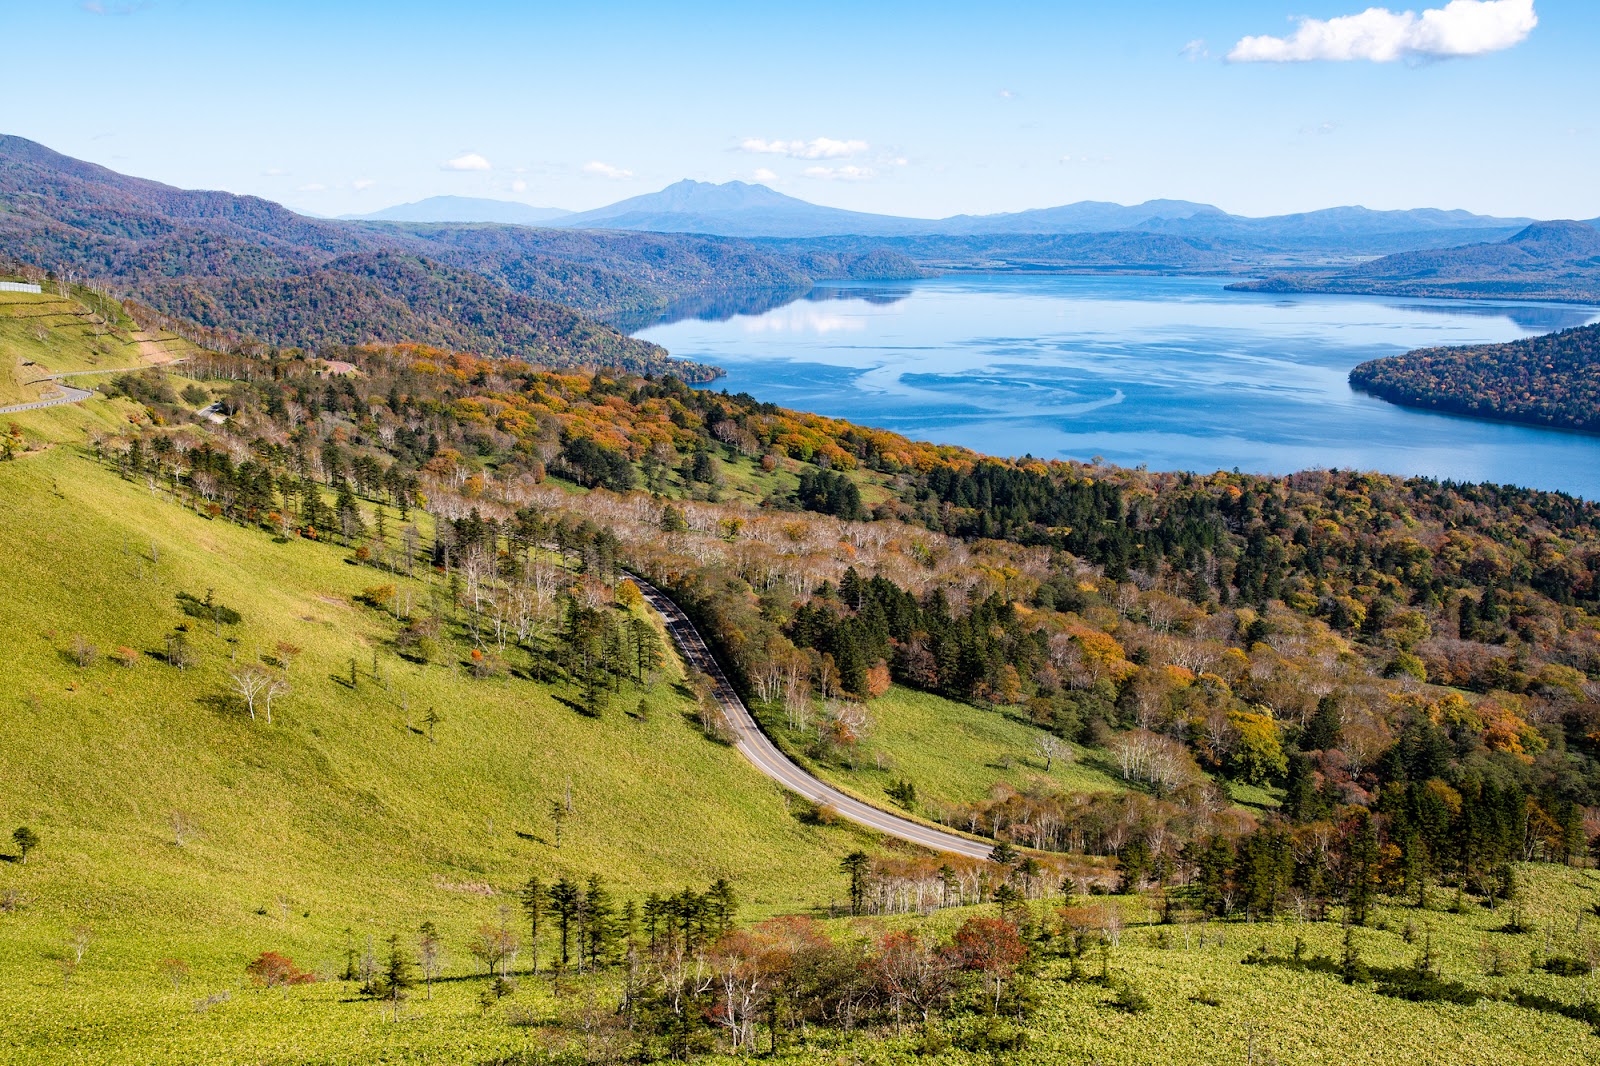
left=552, top=693, right=599, bottom=718
left=196, top=691, right=238, bottom=718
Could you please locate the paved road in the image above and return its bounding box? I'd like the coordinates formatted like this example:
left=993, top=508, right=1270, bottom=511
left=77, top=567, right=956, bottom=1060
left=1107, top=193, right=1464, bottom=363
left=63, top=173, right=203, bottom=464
left=0, top=359, right=186, bottom=415
left=0, top=380, right=95, bottom=414
left=628, top=572, right=995, bottom=861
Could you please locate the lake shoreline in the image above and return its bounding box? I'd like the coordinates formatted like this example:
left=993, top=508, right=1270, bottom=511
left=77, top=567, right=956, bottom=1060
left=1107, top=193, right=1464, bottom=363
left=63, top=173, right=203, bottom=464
left=639, top=274, right=1600, bottom=499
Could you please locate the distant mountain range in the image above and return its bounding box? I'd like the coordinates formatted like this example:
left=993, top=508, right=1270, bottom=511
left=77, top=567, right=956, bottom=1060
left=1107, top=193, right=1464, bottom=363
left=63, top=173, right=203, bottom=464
left=1229, top=221, right=1600, bottom=304
left=3, top=132, right=1597, bottom=372
left=341, top=196, right=571, bottom=225
left=0, top=136, right=933, bottom=375
left=354, top=178, right=1548, bottom=254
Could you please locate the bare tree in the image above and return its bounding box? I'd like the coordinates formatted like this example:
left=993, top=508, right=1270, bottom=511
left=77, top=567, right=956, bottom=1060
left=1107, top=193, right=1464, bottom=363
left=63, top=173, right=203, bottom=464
left=70, top=635, right=98, bottom=669
left=262, top=674, right=290, bottom=724
left=417, top=922, right=444, bottom=999
left=69, top=925, right=93, bottom=966
left=1036, top=733, right=1068, bottom=772
left=229, top=666, right=272, bottom=720
left=169, top=810, right=195, bottom=847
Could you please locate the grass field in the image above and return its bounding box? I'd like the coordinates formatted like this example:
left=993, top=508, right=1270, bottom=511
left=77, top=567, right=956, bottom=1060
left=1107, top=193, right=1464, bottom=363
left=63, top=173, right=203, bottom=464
left=759, top=686, right=1127, bottom=819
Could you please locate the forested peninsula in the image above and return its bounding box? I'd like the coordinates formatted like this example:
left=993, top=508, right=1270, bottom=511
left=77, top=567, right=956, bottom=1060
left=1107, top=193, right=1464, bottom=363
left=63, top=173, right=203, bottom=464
left=1351, top=322, right=1600, bottom=434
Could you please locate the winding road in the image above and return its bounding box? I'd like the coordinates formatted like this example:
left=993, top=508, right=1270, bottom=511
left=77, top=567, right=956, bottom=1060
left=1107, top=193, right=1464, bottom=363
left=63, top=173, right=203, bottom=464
left=628, top=572, right=995, bottom=861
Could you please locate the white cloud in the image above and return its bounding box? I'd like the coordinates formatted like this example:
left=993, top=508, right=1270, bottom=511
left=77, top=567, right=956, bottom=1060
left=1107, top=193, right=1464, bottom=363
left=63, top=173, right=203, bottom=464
left=352, top=179, right=376, bottom=191
left=1229, top=0, right=1537, bottom=63
left=583, top=161, right=633, bottom=180
left=443, top=152, right=492, bottom=171
left=262, top=167, right=289, bottom=177
left=296, top=183, right=326, bottom=192
left=1181, top=39, right=1210, bottom=60
left=802, top=165, right=875, bottom=182
left=998, top=89, right=1017, bottom=99
left=740, top=137, right=868, bottom=160
left=752, top=167, right=779, bottom=183
left=511, top=178, right=528, bottom=193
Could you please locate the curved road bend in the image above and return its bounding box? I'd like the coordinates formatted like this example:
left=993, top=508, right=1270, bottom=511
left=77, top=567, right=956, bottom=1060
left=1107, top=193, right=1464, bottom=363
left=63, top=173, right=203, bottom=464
left=627, top=573, right=995, bottom=861
left=0, top=359, right=188, bottom=416
left=0, top=380, right=95, bottom=414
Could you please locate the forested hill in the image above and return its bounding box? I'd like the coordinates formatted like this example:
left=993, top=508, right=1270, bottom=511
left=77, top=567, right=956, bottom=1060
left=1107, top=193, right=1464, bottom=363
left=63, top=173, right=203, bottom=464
left=0, top=135, right=922, bottom=376
left=1229, top=221, right=1600, bottom=304
left=1351, top=322, right=1600, bottom=433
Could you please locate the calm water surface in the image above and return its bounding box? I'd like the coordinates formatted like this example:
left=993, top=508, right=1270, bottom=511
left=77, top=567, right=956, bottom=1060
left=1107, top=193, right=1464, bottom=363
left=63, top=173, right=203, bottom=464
left=634, top=275, right=1600, bottom=498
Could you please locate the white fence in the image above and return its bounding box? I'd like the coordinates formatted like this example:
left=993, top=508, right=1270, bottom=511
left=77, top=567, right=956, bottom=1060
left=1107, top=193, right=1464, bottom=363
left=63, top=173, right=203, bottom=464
left=0, top=281, right=43, bottom=294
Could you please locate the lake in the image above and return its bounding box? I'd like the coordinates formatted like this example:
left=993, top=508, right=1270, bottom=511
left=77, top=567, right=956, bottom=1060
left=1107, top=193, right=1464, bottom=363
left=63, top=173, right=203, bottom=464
left=633, top=275, right=1600, bottom=499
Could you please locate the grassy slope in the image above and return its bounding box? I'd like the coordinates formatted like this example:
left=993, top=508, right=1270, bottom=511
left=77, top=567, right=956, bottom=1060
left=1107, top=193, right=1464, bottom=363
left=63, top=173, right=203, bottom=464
left=0, top=287, right=185, bottom=405
left=849, top=866, right=1600, bottom=1066
left=0, top=408, right=878, bottom=1063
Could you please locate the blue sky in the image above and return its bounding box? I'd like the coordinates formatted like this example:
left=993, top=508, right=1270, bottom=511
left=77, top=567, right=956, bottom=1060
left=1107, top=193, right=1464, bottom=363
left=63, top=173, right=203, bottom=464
left=7, top=1, right=1596, bottom=220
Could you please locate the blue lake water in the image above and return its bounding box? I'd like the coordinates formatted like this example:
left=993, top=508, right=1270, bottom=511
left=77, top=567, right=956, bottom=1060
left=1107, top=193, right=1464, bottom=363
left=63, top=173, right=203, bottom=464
left=634, top=274, right=1600, bottom=499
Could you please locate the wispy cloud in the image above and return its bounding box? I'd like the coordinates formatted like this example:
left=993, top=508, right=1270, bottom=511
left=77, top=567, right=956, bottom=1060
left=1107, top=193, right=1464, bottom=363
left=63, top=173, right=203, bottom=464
left=741, top=137, right=868, bottom=160
left=352, top=179, right=376, bottom=191
left=1299, top=120, right=1340, bottom=135
left=262, top=167, right=289, bottom=177
left=1229, top=0, right=1537, bottom=63
left=297, top=183, right=326, bottom=193
left=1181, top=39, right=1210, bottom=61
left=752, top=167, right=779, bottom=183
left=82, top=1, right=154, bottom=15
left=583, top=161, right=633, bottom=180
left=442, top=152, right=492, bottom=171
left=802, top=164, right=875, bottom=182
left=997, top=89, right=1017, bottom=99
left=511, top=178, right=528, bottom=193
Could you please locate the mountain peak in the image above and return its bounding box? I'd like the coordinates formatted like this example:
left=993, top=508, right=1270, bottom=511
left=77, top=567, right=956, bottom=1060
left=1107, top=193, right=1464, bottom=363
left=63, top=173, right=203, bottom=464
left=342, top=196, right=571, bottom=225
left=1505, top=219, right=1600, bottom=255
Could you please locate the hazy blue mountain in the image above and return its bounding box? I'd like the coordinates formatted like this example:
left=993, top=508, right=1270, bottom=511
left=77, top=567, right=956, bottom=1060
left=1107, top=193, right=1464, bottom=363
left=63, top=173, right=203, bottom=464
left=1143, top=205, right=1534, bottom=253
left=342, top=196, right=571, bottom=224
left=545, top=179, right=1541, bottom=253
left=549, top=179, right=940, bottom=237
left=1229, top=221, right=1600, bottom=303
left=934, top=199, right=1226, bottom=235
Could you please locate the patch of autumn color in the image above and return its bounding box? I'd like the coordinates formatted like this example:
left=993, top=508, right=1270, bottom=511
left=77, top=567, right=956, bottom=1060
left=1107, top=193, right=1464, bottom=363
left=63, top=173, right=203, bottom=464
left=1065, top=624, right=1136, bottom=684
left=1479, top=698, right=1545, bottom=761
left=245, top=951, right=315, bottom=987
left=1424, top=778, right=1463, bottom=818
left=865, top=660, right=892, bottom=699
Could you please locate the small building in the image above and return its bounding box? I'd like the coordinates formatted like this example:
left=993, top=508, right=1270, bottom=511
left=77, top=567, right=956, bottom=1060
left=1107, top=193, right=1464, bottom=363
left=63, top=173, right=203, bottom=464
left=0, top=281, right=43, bottom=294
